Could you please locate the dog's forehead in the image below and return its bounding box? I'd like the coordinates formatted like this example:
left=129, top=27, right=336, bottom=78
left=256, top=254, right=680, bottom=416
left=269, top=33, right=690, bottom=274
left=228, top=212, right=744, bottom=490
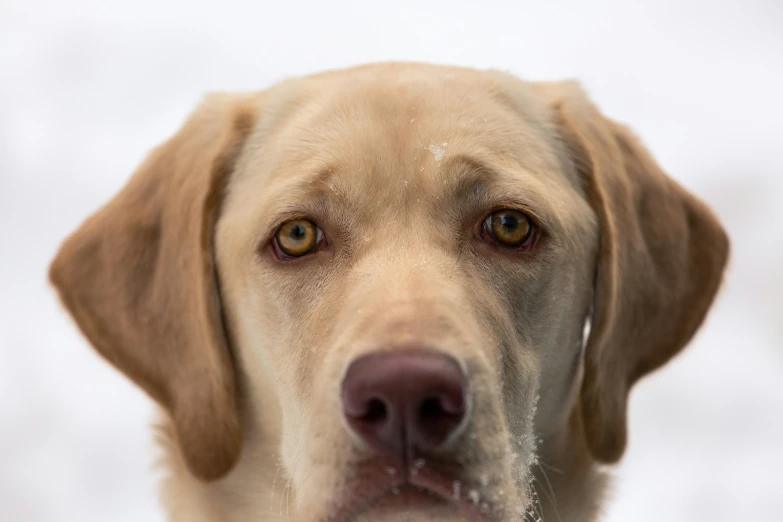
left=228, top=65, right=585, bottom=235
left=259, top=66, right=568, bottom=179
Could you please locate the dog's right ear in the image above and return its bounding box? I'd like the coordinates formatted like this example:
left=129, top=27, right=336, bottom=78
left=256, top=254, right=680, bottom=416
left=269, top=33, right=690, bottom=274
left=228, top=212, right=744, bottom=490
left=49, top=94, right=260, bottom=481
left=534, top=81, right=729, bottom=464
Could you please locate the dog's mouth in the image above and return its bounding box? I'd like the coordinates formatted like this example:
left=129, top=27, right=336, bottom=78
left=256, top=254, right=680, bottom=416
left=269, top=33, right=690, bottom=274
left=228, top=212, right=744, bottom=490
left=323, top=457, right=496, bottom=522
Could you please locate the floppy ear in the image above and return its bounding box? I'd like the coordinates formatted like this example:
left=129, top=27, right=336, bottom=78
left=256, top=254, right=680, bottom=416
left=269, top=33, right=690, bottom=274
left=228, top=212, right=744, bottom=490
left=49, top=94, right=260, bottom=481
left=538, top=82, right=730, bottom=463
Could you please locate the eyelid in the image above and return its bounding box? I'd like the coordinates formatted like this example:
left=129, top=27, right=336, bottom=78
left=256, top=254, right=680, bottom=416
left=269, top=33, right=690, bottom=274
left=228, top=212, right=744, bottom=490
left=481, top=203, right=545, bottom=233
left=449, top=156, right=553, bottom=230
left=264, top=212, right=317, bottom=243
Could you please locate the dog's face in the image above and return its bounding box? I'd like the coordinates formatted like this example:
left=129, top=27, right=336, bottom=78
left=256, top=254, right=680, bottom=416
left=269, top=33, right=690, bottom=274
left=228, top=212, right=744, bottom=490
left=50, top=64, right=729, bottom=521
left=216, top=68, right=597, bottom=520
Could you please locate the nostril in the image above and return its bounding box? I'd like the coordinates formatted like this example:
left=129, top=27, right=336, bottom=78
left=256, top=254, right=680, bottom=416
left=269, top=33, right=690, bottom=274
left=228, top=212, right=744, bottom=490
left=419, top=397, right=445, bottom=419
left=362, top=398, right=388, bottom=424
left=437, top=391, right=465, bottom=416
left=417, top=395, right=464, bottom=436
left=344, top=396, right=393, bottom=451
left=418, top=397, right=464, bottom=422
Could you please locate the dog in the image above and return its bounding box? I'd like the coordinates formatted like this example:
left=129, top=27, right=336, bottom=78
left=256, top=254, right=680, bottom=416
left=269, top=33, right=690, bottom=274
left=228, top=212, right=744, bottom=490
left=49, top=63, right=729, bottom=522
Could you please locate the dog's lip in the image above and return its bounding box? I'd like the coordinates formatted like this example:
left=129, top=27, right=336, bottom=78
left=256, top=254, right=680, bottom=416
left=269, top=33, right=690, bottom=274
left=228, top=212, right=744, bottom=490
left=324, top=460, right=492, bottom=522
left=407, top=463, right=488, bottom=520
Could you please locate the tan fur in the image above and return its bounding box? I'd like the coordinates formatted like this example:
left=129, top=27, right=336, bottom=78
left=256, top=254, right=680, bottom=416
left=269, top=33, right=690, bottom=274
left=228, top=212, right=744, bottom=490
left=50, top=63, right=729, bottom=522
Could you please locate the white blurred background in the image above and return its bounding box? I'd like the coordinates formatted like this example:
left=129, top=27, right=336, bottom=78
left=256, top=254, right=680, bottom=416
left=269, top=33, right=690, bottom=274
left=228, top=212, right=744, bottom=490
left=1, top=1, right=782, bottom=521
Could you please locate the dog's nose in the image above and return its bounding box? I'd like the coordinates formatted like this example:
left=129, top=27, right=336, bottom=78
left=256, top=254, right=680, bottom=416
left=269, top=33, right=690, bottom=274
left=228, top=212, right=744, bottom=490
left=341, top=351, right=468, bottom=454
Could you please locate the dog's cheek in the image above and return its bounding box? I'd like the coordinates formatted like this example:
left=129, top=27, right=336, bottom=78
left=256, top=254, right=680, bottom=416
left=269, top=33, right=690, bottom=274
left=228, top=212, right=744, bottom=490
left=289, top=363, right=356, bottom=519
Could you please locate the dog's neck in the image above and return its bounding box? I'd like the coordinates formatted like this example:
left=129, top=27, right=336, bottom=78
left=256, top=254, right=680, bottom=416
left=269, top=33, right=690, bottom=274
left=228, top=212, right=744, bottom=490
left=157, top=411, right=608, bottom=522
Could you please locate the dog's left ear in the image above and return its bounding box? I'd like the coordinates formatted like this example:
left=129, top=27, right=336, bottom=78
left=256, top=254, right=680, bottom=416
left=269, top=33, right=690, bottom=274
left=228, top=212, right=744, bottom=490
left=535, top=82, right=730, bottom=463
left=49, top=94, right=260, bottom=481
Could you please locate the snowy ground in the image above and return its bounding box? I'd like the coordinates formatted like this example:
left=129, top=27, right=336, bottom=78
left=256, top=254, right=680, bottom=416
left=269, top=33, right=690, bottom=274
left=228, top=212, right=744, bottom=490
left=2, top=1, right=782, bottom=521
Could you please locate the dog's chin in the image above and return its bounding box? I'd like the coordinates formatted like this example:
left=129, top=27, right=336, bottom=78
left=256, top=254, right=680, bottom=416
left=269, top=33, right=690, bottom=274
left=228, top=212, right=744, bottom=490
left=319, top=461, right=508, bottom=522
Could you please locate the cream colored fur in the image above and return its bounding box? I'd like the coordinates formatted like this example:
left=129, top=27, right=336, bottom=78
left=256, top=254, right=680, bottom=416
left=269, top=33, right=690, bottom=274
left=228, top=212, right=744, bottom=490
left=50, top=63, right=729, bottom=522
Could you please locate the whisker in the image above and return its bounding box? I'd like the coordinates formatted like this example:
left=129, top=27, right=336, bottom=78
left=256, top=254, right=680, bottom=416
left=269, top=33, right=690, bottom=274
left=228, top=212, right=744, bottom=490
left=537, top=459, right=564, bottom=476
left=270, top=459, right=282, bottom=510
left=279, top=475, right=290, bottom=518
left=531, top=489, right=546, bottom=522
left=536, top=462, right=562, bottom=522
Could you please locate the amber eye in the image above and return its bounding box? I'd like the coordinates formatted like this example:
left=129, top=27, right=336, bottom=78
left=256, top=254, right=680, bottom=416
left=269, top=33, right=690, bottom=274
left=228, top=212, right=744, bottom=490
left=274, top=219, right=322, bottom=258
left=483, top=209, right=535, bottom=248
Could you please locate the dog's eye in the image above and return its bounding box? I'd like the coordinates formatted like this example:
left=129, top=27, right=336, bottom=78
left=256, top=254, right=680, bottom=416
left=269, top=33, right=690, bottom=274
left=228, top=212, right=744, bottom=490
left=482, top=209, right=536, bottom=249
left=274, top=219, right=322, bottom=258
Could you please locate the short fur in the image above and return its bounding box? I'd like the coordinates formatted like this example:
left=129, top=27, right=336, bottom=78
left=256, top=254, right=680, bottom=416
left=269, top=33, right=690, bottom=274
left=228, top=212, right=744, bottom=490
left=50, top=63, right=729, bottom=522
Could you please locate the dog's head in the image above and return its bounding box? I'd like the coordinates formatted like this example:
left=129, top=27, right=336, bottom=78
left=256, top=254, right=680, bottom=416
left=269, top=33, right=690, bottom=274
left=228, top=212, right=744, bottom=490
left=50, top=64, right=728, bottom=521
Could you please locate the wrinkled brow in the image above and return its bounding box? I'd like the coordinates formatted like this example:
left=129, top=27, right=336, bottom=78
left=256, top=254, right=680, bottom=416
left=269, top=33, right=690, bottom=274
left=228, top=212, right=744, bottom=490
left=261, top=153, right=567, bottom=239
left=445, top=154, right=558, bottom=231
